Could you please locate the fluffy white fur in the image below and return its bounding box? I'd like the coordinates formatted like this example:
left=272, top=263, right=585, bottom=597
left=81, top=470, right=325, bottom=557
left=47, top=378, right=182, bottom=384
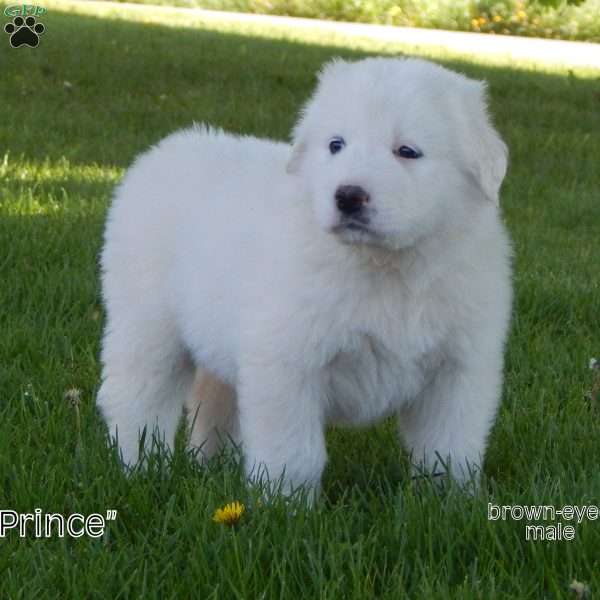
left=98, top=57, right=512, bottom=498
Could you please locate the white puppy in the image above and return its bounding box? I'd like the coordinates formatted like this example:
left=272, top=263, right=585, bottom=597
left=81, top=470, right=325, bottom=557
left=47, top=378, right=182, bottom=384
left=98, top=57, right=512, bottom=497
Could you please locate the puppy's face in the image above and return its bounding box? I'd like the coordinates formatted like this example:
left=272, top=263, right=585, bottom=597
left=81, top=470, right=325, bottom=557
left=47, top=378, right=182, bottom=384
left=287, top=58, right=507, bottom=251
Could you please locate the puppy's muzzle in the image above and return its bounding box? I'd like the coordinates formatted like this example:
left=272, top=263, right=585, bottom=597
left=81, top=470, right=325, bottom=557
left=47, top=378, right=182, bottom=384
left=335, top=185, right=370, bottom=216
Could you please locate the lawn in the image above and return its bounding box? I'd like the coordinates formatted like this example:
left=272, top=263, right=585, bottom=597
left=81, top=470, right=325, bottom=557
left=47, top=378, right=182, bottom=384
left=1, top=2, right=599, bottom=598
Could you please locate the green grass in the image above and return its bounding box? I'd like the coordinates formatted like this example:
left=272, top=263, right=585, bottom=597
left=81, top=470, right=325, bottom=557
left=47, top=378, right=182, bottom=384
left=1, top=2, right=600, bottom=597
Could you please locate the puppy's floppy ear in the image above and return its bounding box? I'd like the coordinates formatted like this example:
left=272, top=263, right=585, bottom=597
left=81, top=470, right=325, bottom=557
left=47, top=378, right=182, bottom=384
left=465, top=81, right=508, bottom=205
left=286, top=58, right=350, bottom=175
left=286, top=139, right=306, bottom=174
left=286, top=107, right=309, bottom=175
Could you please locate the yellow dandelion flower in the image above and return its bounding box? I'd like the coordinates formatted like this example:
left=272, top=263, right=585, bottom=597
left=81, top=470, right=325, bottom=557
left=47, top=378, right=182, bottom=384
left=493, top=15, right=502, bottom=22
left=213, top=501, right=245, bottom=525
left=471, top=18, right=479, bottom=28
left=478, top=16, right=487, bottom=24
left=517, top=10, right=526, bottom=19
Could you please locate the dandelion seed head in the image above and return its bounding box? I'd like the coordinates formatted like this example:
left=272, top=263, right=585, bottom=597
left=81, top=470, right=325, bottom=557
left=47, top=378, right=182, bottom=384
left=64, top=388, right=81, bottom=407
left=569, top=579, right=590, bottom=598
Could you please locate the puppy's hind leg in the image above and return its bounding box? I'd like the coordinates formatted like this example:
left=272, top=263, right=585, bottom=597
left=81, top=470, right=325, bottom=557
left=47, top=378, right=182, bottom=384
left=185, top=368, right=239, bottom=463
left=98, top=316, right=194, bottom=467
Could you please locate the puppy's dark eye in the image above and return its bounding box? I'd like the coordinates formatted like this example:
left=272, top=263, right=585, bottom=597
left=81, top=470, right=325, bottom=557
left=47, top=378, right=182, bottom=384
left=394, top=145, right=423, bottom=159
left=329, top=137, right=345, bottom=155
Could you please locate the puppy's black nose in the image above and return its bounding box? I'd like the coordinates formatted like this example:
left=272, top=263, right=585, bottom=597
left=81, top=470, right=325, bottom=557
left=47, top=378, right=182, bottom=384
left=335, top=185, right=370, bottom=216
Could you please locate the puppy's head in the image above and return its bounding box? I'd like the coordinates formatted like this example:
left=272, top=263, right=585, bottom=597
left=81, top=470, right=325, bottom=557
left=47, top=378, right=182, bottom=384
left=287, top=58, right=507, bottom=250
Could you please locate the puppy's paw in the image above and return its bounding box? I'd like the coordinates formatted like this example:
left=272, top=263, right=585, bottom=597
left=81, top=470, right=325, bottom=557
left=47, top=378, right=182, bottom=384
left=409, top=460, right=480, bottom=496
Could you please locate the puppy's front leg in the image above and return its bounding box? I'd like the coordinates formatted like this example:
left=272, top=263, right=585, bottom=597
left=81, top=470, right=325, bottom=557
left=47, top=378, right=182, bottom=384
left=398, top=356, right=503, bottom=489
left=238, top=361, right=327, bottom=502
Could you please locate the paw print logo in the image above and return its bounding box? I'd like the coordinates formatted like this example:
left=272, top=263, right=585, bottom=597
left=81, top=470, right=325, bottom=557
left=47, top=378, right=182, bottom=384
left=4, top=15, right=45, bottom=48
